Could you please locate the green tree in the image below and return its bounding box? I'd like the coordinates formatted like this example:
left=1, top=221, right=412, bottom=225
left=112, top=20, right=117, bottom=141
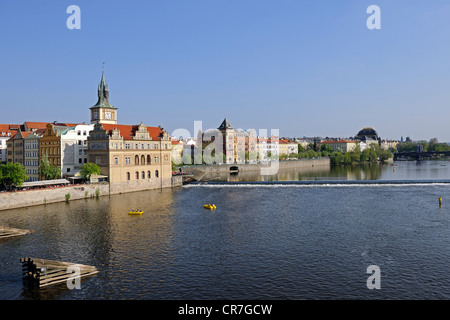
left=379, top=150, right=393, bottom=162
left=321, top=144, right=333, bottom=153
left=38, top=154, right=61, bottom=180
left=297, top=144, right=305, bottom=153
left=343, top=153, right=352, bottom=164
left=330, top=152, right=343, bottom=164
left=0, top=162, right=28, bottom=190
left=80, top=162, right=101, bottom=180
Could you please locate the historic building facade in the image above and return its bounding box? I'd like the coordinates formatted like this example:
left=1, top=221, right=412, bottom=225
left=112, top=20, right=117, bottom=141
left=200, top=119, right=257, bottom=164
left=24, top=130, right=45, bottom=181
left=86, top=70, right=173, bottom=193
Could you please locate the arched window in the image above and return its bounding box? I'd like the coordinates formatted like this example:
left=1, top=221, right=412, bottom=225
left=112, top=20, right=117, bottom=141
left=126, top=172, right=130, bottom=181
left=141, top=171, right=145, bottom=179
left=136, top=171, right=139, bottom=179
left=147, top=171, right=151, bottom=179
left=141, top=155, right=145, bottom=165
left=135, top=155, right=139, bottom=165
left=147, top=155, right=151, bottom=164
left=155, top=170, right=159, bottom=178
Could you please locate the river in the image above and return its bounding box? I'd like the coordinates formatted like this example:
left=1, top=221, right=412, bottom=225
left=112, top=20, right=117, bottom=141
left=0, top=160, right=449, bottom=299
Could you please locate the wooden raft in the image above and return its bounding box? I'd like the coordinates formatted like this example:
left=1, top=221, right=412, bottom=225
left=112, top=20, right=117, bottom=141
left=0, top=226, right=32, bottom=240
left=21, top=257, right=99, bottom=288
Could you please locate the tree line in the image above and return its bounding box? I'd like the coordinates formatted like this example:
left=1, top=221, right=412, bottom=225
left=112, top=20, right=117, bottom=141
left=296, top=142, right=393, bottom=165
left=0, top=154, right=100, bottom=191
left=396, top=138, right=450, bottom=153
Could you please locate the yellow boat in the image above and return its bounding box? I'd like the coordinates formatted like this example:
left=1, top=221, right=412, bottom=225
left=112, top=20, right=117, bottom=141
left=128, top=210, right=144, bottom=215
left=203, top=204, right=216, bottom=210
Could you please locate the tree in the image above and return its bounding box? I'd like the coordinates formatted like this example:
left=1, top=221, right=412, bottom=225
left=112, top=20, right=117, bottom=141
left=330, top=152, right=343, bottom=164
left=298, top=144, right=305, bottom=153
left=321, top=144, right=333, bottom=153
left=379, top=150, right=393, bottom=162
left=38, top=154, right=61, bottom=180
left=0, top=162, right=28, bottom=190
left=343, top=153, right=352, bottom=164
left=80, top=162, right=101, bottom=180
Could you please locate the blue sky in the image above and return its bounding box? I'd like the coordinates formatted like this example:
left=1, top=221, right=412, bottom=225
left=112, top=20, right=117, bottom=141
left=1, top=1, right=450, bottom=141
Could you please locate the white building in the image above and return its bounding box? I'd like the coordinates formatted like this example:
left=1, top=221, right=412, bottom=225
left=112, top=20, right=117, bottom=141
left=0, top=125, right=17, bottom=163
left=60, top=124, right=94, bottom=177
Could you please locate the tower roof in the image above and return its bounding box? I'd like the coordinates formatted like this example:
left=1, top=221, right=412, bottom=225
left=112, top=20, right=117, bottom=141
left=91, top=67, right=116, bottom=110
left=218, top=118, right=233, bottom=130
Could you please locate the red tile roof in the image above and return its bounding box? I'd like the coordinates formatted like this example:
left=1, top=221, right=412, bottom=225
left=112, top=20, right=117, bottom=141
left=102, top=124, right=164, bottom=141
left=0, top=124, right=19, bottom=138
left=23, top=122, right=50, bottom=130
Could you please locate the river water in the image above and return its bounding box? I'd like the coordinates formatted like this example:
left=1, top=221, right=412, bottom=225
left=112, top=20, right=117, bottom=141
left=0, top=160, right=449, bottom=300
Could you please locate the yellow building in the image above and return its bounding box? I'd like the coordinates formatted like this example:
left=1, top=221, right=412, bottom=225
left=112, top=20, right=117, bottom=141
left=39, top=123, right=77, bottom=177
left=321, top=140, right=358, bottom=153
left=86, top=69, right=173, bottom=193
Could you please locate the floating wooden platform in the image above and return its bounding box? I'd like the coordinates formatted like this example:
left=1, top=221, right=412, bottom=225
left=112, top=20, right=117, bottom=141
left=0, top=226, right=32, bottom=240
left=21, top=257, right=99, bottom=288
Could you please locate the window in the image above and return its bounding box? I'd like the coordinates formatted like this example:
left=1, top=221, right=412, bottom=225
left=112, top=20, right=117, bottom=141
left=114, top=157, right=119, bottom=165
left=79, top=158, right=82, bottom=164
left=141, top=155, right=145, bottom=165
left=126, top=172, right=130, bottom=180
left=125, top=157, right=131, bottom=164
left=147, top=155, right=151, bottom=164
left=135, top=172, right=139, bottom=179
left=141, top=171, right=145, bottom=179
left=147, top=171, right=151, bottom=179
left=135, top=155, right=139, bottom=165
left=96, top=157, right=101, bottom=165
left=155, top=170, right=159, bottom=178
left=84, top=158, right=87, bottom=163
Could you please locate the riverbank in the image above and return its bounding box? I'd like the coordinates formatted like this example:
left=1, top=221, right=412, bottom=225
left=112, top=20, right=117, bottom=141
left=0, top=176, right=184, bottom=212
left=182, top=158, right=330, bottom=180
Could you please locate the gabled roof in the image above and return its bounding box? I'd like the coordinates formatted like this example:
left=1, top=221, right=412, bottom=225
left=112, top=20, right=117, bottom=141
left=0, top=124, right=19, bottom=137
left=101, top=124, right=164, bottom=141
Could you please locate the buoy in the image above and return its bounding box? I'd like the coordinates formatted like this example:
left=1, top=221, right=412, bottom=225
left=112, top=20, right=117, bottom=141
left=439, top=197, right=442, bottom=206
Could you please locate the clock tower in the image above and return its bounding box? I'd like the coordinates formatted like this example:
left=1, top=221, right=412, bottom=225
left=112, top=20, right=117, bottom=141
left=90, top=67, right=118, bottom=125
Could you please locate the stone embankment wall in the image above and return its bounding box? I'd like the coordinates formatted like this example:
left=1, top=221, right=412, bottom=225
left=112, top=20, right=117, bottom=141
left=109, top=176, right=182, bottom=194
left=183, top=158, right=330, bottom=175
left=0, top=183, right=110, bottom=211
left=0, top=176, right=184, bottom=211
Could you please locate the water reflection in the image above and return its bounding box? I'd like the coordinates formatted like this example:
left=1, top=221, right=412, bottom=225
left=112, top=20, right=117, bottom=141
left=199, top=160, right=450, bottom=182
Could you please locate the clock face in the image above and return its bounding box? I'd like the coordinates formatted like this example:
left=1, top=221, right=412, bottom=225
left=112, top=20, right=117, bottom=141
left=105, top=112, right=111, bottom=120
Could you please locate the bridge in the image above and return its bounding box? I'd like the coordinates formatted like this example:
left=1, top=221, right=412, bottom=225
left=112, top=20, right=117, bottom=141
left=393, top=151, right=450, bottom=161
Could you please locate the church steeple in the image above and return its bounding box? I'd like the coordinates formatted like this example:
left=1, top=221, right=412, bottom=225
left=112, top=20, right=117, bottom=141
left=90, top=66, right=118, bottom=125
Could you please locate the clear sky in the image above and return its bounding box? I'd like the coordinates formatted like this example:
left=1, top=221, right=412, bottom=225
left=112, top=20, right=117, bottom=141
left=1, top=1, right=450, bottom=141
